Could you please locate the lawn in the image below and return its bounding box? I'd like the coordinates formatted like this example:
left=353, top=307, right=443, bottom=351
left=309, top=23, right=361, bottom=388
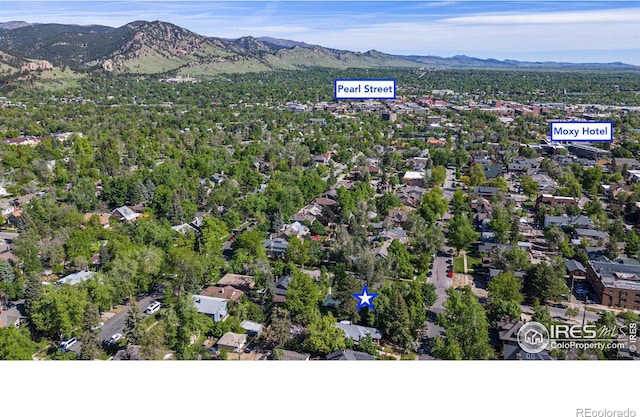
left=453, top=255, right=481, bottom=273
left=467, top=256, right=482, bottom=272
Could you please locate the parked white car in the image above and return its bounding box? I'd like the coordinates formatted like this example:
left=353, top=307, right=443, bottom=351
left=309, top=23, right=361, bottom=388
left=145, top=301, right=161, bottom=315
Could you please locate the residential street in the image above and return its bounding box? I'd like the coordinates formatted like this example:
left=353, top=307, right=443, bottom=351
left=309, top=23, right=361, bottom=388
left=99, top=295, right=157, bottom=342
left=66, top=295, right=159, bottom=355
left=421, top=167, right=457, bottom=357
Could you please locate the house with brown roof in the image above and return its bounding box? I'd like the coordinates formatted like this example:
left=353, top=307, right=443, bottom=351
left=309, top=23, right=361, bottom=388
left=280, top=350, right=311, bottom=360
left=313, top=197, right=337, bottom=207
left=82, top=213, right=111, bottom=228
left=536, top=194, right=577, bottom=208
left=200, top=285, right=244, bottom=302
left=386, top=207, right=410, bottom=225
left=217, top=332, right=247, bottom=352
left=612, top=157, right=640, bottom=171
left=217, top=273, right=255, bottom=292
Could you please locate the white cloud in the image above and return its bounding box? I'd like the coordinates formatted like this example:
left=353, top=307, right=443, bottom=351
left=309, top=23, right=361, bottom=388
left=441, top=7, right=640, bottom=25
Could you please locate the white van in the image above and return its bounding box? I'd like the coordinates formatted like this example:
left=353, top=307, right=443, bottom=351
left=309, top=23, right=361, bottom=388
left=59, top=337, right=77, bottom=351
left=145, top=301, right=161, bottom=315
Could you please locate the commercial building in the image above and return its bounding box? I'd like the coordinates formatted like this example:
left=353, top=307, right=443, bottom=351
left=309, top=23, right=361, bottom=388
left=586, top=261, right=640, bottom=309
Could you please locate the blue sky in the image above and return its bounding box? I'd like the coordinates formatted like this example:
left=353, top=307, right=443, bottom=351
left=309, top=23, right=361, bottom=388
left=1, top=1, right=639, bottom=64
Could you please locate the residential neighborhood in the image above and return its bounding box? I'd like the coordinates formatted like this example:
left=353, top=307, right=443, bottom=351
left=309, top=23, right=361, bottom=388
left=1, top=32, right=639, bottom=364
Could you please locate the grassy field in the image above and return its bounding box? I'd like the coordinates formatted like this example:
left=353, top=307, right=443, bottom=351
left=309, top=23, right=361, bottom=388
left=32, top=67, right=84, bottom=91
left=453, top=255, right=482, bottom=273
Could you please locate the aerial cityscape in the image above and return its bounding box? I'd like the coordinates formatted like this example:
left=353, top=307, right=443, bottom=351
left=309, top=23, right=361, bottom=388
left=0, top=2, right=639, bottom=367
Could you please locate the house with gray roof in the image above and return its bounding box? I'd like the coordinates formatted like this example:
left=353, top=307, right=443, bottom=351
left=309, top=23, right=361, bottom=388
left=564, top=258, right=587, bottom=279
left=240, top=320, right=263, bottom=337
left=273, top=275, right=293, bottom=303
left=543, top=215, right=593, bottom=228
left=573, top=228, right=608, bottom=243
left=55, top=270, right=94, bottom=286
left=192, top=295, right=228, bottom=322
left=327, top=349, right=374, bottom=360
left=335, top=320, right=382, bottom=343
left=111, top=206, right=141, bottom=223
left=473, top=186, right=500, bottom=198
left=264, top=238, right=289, bottom=259
left=0, top=300, right=27, bottom=328
left=378, top=228, right=408, bottom=244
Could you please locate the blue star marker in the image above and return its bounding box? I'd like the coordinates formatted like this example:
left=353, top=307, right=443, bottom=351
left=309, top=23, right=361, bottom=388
left=352, top=284, right=378, bottom=311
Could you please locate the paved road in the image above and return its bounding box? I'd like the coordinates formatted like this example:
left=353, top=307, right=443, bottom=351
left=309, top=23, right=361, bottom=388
left=521, top=304, right=601, bottom=325
left=422, top=166, right=457, bottom=352
left=429, top=166, right=457, bottom=312
left=99, top=296, right=158, bottom=342
left=65, top=295, right=159, bottom=355
left=0, top=231, right=19, bottom=241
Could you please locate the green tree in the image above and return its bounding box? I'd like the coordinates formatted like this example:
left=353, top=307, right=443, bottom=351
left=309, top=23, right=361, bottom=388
left=24, top=272, right=43, bottom=315
left=0, top=326, right=36, bottom=360
left=469, top=163, right=486, bottom=187
left=30, top=285, right=88, bottom=340
left=487, top=299, right=522, bottom=324
left=331, top=264, right=361, bottom=322
left=0, top=260, right=15, bottom=283
left=418, top=187, right=448, bottom=224
left=302, top=313, right=346, bottom=356
left=524, top=262, right=569, bottom=303
left=285, top=270, right=320, bottom=325
left=140, top=320, right=166, bottom=360
left=433, top=286, right=494, bottom=360
left=262, top=307, right=292, bottom=349
left=376, top=192, right=402, bottom=216
left=78, top=303, right=101, bottom=360
left=487, top=271, right=524, bottom=305
left=495, top=248, right=531, bottom=272
left=520, top=175, right=540, bottom=198
left=285, top=236, right=309, bottom=266
left=232, top=230, right=267, bottom=260
left=566, top=306, right=580, bottom=319
left=124, top=300, right=143, bottom=345
left=430, top=165, right=446, bottom=187
left=388, top=240, right=414, bottom=280
left=377, top=285, right=414, bottom=349
left=531, top=299, right=553, bottom=330
left=447, top=214, right=479, bottom=255
left=490, top=176, right=508, bottom=193
left=489, top=206, right=512, bottom=244
left=625, top=230, right=640, bottom=258
left=450, top=190, right=469, bottom=216
left=354, top=333, right=378, bottom=356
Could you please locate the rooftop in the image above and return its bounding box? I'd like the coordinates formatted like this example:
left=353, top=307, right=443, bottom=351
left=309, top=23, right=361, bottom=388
left=56, top=270, right=94, bottom=286
left=335, top=321, right=382, bottom=341
left=589, top=261, right=640, bottom=291
left=192, top=295, right=227, bottom=315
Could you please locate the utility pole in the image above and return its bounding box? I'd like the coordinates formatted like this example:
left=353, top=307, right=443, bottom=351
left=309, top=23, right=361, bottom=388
left=581, top=295, right=588, bottom=328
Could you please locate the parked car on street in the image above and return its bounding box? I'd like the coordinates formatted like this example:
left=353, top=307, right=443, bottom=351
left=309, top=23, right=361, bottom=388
left=107, top=333, right=123, bottom=345
left=59, top=337, right=77, bottom=351
left=145, top=301, right=161, bottom=314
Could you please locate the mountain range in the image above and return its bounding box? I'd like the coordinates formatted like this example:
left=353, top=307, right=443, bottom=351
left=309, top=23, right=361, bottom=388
left=0, top=20, right=637, bottom=77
